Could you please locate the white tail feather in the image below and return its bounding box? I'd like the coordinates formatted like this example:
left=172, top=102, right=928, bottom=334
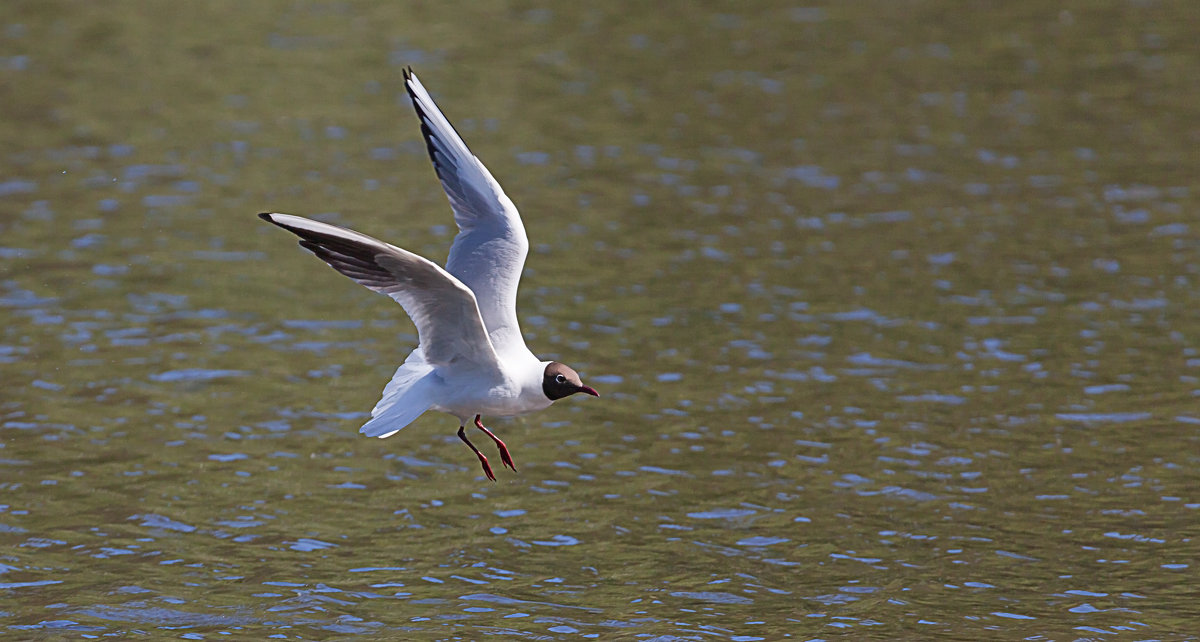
left=359, top=353, right=437, bottom=438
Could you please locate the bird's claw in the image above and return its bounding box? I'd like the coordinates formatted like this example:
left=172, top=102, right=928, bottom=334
left=497, top=445, right=517, bottom=472
left=478, top=454, right=497, bottom=481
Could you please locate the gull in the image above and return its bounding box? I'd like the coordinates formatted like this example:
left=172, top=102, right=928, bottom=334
left=259, top=68, right=598, bottom=481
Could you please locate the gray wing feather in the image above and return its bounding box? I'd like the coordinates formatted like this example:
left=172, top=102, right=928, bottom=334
left=404, top=68, right=530, bottom=357
left=260, top=212, right=499, bottom=370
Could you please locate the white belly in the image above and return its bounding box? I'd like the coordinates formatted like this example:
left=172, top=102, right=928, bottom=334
left=428, top=365, right=551, bottom=422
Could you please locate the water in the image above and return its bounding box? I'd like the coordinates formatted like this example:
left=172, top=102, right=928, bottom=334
left=3, top=2, right=1199, bottom=638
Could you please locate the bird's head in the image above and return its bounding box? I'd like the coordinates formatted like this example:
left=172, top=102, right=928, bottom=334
left=542, top=362, right=599, bottom=401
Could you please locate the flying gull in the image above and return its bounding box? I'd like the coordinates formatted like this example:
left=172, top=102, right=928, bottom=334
left=260, top=68, right=598, bottom=480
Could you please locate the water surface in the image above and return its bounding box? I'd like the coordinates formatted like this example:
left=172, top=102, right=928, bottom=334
left=2, top=2, right=1199, bottom=639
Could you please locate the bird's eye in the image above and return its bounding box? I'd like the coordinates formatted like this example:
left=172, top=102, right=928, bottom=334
left=555, top=374, right=567, bottom=384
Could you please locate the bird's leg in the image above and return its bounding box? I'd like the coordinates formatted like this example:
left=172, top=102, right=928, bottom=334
left=458, top=425, right=496, bottom=481
left=475, top=415, right=516, bottom=472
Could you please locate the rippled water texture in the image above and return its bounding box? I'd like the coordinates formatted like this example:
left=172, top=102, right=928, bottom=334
left=3, top=2, right=1199, bottom=639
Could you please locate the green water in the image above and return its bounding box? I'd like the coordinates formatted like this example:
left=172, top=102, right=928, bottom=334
left=2, top=2, right=1199, bottom=638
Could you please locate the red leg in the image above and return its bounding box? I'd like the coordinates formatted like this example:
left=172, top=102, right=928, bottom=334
left=457, top=425, right=495, bottom=481
left=475, top=415, right=516, bottom=472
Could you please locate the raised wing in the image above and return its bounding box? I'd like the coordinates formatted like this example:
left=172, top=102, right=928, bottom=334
left=404, top=68, right=530, bottom=357
left=259, top=212, right=499, bottom=371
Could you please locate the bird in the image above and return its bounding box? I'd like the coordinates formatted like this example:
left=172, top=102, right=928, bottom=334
left=259, top=67, right=598, bottom=481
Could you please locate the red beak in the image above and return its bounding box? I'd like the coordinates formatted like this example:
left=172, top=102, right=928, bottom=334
left=580, top=385, right=599, bottom=397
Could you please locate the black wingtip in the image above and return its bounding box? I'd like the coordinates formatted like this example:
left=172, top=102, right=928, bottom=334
left=403, top=70, right=474, bottom=166
left=403, top=69, right=417, bottom=98
left=258, top=212, right=274, bottom=223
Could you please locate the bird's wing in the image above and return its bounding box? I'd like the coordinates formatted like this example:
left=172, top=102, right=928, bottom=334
left=260, top=212, right=500, bottom=371
left=404, top=68, right=530, bottom=357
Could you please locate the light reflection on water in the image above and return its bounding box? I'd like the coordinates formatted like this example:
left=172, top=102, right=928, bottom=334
left=2, top=1, right=1200, bottom=639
